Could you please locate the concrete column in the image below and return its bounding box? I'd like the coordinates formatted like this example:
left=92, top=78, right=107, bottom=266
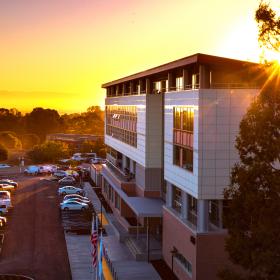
left=181, top=191, right=187, bottom=220
left=122, top=155, right=127, bottom=170
left=146, top=78, right=151, bottom=94
left=183, top=69, right=189, bottom=90
left=168, top=72, right=175, bottom=91
left=138, top=80, right=143, bottom=94
left=197, top=199, right=209, bottom=233
left=218, top=200, right=223, bottom=229
left=199, top=65, right=210, bottom=89
left=129, top=159, right=134, bottom=173
left=130, top=81, right=133, bottom=95
left=166, top=182, right=172, bottom=207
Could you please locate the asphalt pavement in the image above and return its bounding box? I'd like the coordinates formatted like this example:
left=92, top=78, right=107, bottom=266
left=0, top=174, right=72, bottom=280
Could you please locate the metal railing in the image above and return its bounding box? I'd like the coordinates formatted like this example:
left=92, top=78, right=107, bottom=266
left=105, top=161, right=134, bottom=182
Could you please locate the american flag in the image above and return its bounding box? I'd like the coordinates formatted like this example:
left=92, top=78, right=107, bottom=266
left=91, top=216, right=98, bottom=268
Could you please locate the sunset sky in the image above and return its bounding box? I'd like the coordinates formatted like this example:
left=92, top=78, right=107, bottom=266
left=0, top=0, right=279, bottom=114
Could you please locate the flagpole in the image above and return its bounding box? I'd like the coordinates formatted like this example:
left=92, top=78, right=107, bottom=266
left=96, top=215, right=99, bottom=280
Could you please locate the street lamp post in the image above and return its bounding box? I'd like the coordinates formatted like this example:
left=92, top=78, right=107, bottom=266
left=170, top=247, right=178, bottom=272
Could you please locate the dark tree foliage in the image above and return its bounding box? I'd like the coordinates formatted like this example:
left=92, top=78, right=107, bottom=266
left=27, top=141, right=70, bottom=164
left=0, top=108, right=23, bottom=134
left=221, top=72, right=280, bottom=280
left=0, top=131, right=22, bottom=149
left=220, top=4, right=280, bottom=280
left=61, top=106, right=104, bottom=135
left=0, top=106, right=104, bottom=149
left=20, top=134, right=40, bottom=150
left=80, top=139, right=106, bottom=157
left=255, top=1, right=280, bottom=52
left=24, top=107, right=62, bottom=142
left=0, top=143, right=8, bottom=161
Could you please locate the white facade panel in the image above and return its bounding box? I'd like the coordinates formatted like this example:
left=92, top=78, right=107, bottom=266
left=198, top=89, right=259, bottom=199
left=164, top=89, right=259, bottom=200
left=164, top=91, right=199, bottom=198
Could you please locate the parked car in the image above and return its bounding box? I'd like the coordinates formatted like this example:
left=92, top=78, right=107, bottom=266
left=63, top=194, right=89, bottom=201
left=53, top=170, right=68, bottom=179
left=0, top=215, right=7, bottom=226
left=24, top=165, right=39, bottom=175
left=65, top=170, right=79, bottom=178
left=0, top=179, right=18, bottom=188
left=63, top=197, right=92, bottom=207
left=38, top=165, right=57, bottom=175
left=0, top=164, right=11, bottom=169
left=58, top=176, right=76, bottom=186
left=0, top=191, right=12, bottom=208
left=0, top=184, right=15, bottom=192
left=63, top=196, right=90, bottom=203
left=58, top=186, right=83, bottom=196
left=60, top=200, right=89, bottom=211
left=0, top=204, right=8, bottom=215
left=90, top=158, right=106, bottom=164
left=71, top=153, right=86, bottom=162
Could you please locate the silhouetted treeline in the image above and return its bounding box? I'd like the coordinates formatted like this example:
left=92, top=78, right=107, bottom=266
left=0, top=106, right=104, bottom=149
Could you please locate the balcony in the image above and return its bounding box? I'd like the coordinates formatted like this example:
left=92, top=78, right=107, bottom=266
left=102, top=161, right=136, bottom=196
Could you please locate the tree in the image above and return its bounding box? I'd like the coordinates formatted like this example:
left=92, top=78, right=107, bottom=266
left=220, top=3, right=280, bottom=279
left=255, top=1, right=280, bottom=53
left=20, top=133, right=40, bottom=150
left=24, top=108, right=62, bottom=142
left=0, top=131, right=22, bottom=149
left=27, top=141, right=70, bottom=163
left=80, top=139, right=106, bottom=157
left=0, top=144, right=8, bottom=161
left=222, top=77, right=280, bottom=280
left=220, top=3, right=280, bottom=280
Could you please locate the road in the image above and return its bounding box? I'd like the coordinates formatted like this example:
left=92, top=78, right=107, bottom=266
left=0, top=174, right=72, bottom=280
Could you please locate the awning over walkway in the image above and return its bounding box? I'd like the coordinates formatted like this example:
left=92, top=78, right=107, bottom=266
left=126, top=197, right=163, bottom=218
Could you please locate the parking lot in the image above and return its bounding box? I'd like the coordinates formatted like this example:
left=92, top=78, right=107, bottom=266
left=0, top=171, right=72, bottom=280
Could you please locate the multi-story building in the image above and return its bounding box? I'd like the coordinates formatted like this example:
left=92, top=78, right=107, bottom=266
left=101, top=53, right=265, bottom=279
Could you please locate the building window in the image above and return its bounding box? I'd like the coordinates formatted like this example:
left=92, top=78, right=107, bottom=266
left=209, top=200, right=220, bottom=227
left=172, top=185, right=182, bottom=214
left=173, top=107, right=194, bottom=172
left=106, top=106, right=137, bottom=147
left=176, top=76, right=183, bottom=91
left=187, top=194, right=197, bottom=227
left=192, top=73, right=199, bottom=89
left=174, top=248, right=192, bottom=276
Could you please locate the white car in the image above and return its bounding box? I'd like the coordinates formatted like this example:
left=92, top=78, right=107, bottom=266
left=58, top=176, right=76, bottom=186
left=0, top=191, right=12, bottom=209
left=0, top=164, right=11, bottom=169
left=60, top=200, right=89, bottom=211
left=39, top=165, right=57, bottom=175
left=58, top=186, right=83, bottom=196
left=63, top=194, right=89, bottom=201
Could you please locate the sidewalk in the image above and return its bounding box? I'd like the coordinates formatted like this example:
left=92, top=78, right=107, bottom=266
left=65, top=181, right=161, bottom=280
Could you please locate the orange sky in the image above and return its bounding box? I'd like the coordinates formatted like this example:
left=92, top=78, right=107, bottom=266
left=0, top=0, right=279, bottom=114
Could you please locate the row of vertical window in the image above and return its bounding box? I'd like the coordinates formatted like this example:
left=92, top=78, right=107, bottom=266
left=103, top=180, right=121, bottom=210
left=106, top=106, right=137, bottom=147
left=171, top=185, right=225, bottom=229
left=173, top=248, right=193, bottom=276
left=106, top=126, right=137, bottom=147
